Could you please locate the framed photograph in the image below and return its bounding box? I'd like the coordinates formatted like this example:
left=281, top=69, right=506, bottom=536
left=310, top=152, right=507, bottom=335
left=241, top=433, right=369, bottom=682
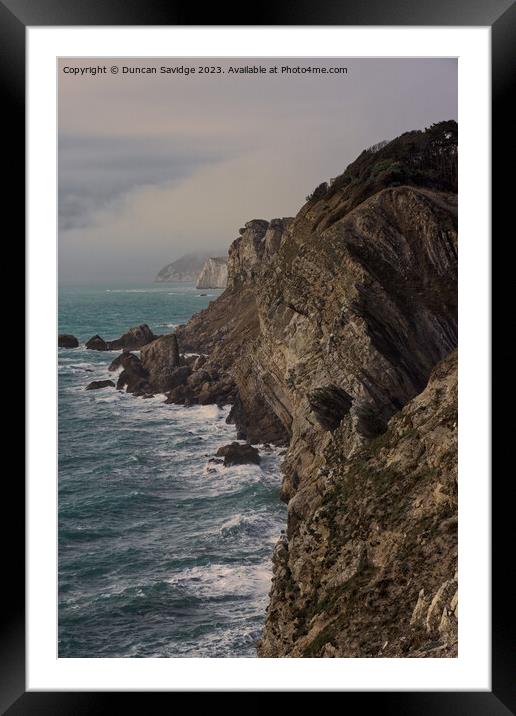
left=6, top=0, right=509, bottom=709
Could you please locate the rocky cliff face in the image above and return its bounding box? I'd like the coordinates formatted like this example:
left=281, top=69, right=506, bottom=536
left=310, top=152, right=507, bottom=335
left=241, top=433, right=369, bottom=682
left=258, top=350, right=457, bottom=657
left=174, top=121, right=458, bottom=657
left=196, top=257, right=228, bottom=289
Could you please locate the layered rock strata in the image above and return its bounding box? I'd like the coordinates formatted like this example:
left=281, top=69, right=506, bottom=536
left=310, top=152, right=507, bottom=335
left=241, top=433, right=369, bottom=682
left=257, top=351, right=457, bottom=657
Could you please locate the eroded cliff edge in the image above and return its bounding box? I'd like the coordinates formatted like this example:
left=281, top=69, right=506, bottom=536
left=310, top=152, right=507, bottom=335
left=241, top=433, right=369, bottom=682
left=175, top=122, right=458, bottom=657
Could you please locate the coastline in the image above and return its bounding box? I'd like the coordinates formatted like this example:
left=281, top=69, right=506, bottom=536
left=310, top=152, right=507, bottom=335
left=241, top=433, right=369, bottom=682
left=59, top=123, right=458, bottom=658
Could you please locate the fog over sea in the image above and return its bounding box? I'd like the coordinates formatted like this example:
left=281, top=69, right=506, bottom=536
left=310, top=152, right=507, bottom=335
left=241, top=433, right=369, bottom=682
left=58, top=284, right=285, bottom=657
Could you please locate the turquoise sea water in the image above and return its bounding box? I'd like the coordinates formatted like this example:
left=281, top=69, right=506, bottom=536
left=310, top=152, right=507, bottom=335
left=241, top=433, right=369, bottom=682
left=58, top=284, right=285, bottom=657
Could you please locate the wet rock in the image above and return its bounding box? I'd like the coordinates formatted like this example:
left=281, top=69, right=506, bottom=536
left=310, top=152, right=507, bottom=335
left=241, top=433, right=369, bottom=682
left=187, top=369, right=211, bottom=388
left=108, top=354, right=125, bottom=371
left=108, top=324, right=156, bottom=350
left=168, top=365, right=191, bottom=389
left=108, top=351, right=148, bottom=376
left=215, top=442, right=261, bottom=466
left=85, top=379, right=115, bottom=390
left=115, top=353, right=152, bottom=395
left=58, top=334, right=79, bottom=348
left=116, top=371, right=152, bottom=395
left=85, top=334, right=108, bottom=351
left=164, top=384, right=192, bottom=404
left=113, top=352, right=148, bottom=377
left=87, top=325, right=156, bottom=352
left=140, top=333, right=181, bottom=392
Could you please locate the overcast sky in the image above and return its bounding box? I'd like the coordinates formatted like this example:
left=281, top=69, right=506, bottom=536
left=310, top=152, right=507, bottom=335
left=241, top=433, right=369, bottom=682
left=58, top=57, right=457, bottom=285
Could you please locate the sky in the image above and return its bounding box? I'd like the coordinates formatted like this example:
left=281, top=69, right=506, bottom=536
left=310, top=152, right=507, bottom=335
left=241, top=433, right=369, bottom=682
left=58, top=57, right=457, bottom=285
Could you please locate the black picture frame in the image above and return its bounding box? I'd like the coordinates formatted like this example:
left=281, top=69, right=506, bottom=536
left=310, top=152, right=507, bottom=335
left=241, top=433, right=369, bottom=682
left=5, top=0, right=510, bottom=710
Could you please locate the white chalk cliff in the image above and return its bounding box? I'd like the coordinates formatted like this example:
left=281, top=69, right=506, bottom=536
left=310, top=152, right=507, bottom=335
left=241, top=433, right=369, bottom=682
left=196, top=257, right=228, bottom=289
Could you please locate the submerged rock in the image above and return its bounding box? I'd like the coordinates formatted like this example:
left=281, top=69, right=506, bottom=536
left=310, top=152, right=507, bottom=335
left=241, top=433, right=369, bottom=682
left=85, top=379, right=115, bottom=390
left=215, top=442, right=261, bottom=466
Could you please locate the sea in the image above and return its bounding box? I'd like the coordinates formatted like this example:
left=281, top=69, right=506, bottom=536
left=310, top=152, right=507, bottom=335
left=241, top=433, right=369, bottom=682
left=58, top=284, right=286, bottom=658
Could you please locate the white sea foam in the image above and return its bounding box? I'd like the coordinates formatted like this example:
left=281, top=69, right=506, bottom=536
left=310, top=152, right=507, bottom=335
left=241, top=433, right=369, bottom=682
left=168, top=621, right=263, bottom=658
left=58, top=361, right=97, bottom=373
left=93, top=393, right=120, bottom=404
left=191, top=404, right=221, bottom=420
left=219, top=514, right=244, bottom=533
left=166, top=562, right=272, bottom=599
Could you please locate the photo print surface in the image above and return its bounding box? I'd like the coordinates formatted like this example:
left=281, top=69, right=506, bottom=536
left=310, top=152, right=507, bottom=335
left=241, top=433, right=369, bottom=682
left=58, top=57, right=458, bottom=658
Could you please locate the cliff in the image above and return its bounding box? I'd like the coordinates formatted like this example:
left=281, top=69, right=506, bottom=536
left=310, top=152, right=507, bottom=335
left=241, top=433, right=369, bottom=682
left=173, top=121, right=458, bottom=656
left=258, top=350, right=457, bottom=657
left=196, top=257, right=228, bottom=289
left=155, top=252, right=215, bottom=283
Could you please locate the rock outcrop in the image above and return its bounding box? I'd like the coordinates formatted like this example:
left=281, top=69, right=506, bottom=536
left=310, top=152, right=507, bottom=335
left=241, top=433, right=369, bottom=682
left=215, top=442, right=261, bottom=467
left=86, top=324, right=156, bottom=351
left=140, top=333, right=181, bottom=392
left=105, top=335, right=237, bottom=407
left=196, top=257, right=228, bottom=289
left=85, top=379, right=115, bottom=391
left=113, top=352, right=153, bottom=396
left=173, top=121, right=458, bottom=657
left=109, top=324, right=156, bottom=351
left=85, top=334, right=108, bottom=351
left=58, top=334, right=79, bottom=348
